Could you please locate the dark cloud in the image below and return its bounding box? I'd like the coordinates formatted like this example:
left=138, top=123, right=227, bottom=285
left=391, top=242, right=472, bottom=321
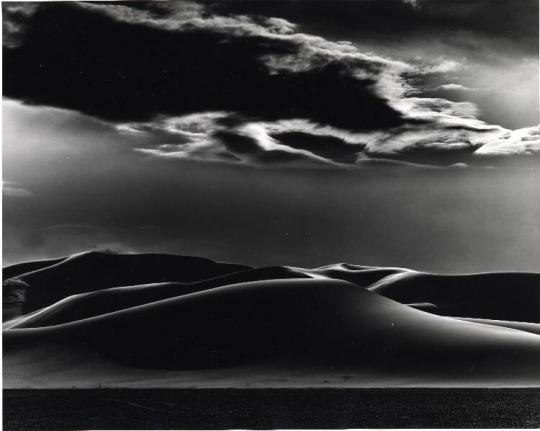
left=3, top=100, right=540, bottom=271
left=213, top=129, right=363, bottom=165
left=214, top=131, right=263, bottom=155
left=2, top=3, right=39, bottom=48
left=212, top=0, right=539, bottom=130
left=119, top=110, right=538, bottom=168
left=3, top=1, right=538, bottom=169
left=256, top=149, right=313, bottom=165
left=2, top=1, right=539, bottom=278
left=273, top=132, right=363, bottom=164
left=367, top=142, right=481, bottom=167
left=215, top=0, right=538, bottom=54
left=3, top=2, right=405, bottom=131
left=214, top=130, right=321, bottom=166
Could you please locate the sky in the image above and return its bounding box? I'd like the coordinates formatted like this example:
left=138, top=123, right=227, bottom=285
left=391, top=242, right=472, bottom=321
left=2, top=0, right=539, bottom=272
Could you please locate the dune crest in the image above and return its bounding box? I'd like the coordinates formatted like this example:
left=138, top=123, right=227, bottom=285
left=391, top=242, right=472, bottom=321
left=3, top=252, right=540, bottom=388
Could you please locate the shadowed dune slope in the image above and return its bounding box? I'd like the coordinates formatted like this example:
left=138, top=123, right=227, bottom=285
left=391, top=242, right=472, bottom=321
left=2, top=257, right=66, bottom=280
left=4, top=278, right=540, bottom=382
left=3, top=253, right=540, bottom=387
left=8, top=266, right=311, bottom=329
left=3, top=251, right=251, bottom=316
left=370, top=272, right=540, bottom=323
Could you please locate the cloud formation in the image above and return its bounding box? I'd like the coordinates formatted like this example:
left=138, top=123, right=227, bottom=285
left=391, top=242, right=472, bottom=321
left=434, top=83, right=476, bottom=92
left=2, top=2, right=39, bottom=48
left=3, top=1, right=538, bottom=168
left=474, top=126, right=540, bottom=158
left=120, top=110, right=539, bottom=168
left=4, top=1, right=406, bottom=130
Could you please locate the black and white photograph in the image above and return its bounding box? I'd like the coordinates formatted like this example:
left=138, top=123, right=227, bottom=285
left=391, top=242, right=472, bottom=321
left=2, top=0, right=540, bottom=429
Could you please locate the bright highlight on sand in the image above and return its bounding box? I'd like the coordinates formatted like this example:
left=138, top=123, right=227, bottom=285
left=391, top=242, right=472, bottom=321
left=4, top=252, right=540, bottom=389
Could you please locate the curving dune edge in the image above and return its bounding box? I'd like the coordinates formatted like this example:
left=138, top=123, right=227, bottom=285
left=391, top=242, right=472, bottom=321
left=3, top=251, right=540, bottom=388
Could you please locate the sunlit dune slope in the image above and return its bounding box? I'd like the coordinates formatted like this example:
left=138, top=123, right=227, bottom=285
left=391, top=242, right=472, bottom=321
left=370, top=271, right=540, bottom=323
left=3, top=251, right=251, bottom=315
left=4, top=278, right=540, bottom=381
left=7, top=266, right=310, bottom=329
left=310, top=263, right=409, bottom=287
left=3, top=257, right=66, bottom=280
left=3, top=252, right=540, bottom=388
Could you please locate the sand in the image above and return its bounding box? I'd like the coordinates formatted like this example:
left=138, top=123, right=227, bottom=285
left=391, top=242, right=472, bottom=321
left=3, top=251, right=540, bottom=388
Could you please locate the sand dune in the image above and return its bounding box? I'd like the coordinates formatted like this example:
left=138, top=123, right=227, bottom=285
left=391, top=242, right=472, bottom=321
left=3, top=252, right=540, bottom=388
left=8, top=266, right=311, bottom=329
left=456, top=317, right=540, bottom=336
left=3, top=251, right=250, bottom=317
left=310, top=263, right=410, bottom=287
left=369, top=271, right=540, bottom=323
left=3, top=257, right=66, bottom=280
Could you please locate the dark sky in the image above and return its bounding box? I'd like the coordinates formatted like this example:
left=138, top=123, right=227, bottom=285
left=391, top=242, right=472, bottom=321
left=3, top=1, right=539, bottom=272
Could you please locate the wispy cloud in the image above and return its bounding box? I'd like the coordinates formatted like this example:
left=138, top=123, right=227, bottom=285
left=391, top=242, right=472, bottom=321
left=434, top=83, right=477, bottom=92
left=119, top=109, right=538, bottom=168
left=474, top=125, right=540, bottom=157
left=2, top=3, right=39, bottom=48
left=79, top=1, right=538, bottom=167
left=4, top=1, right=538, bottom=168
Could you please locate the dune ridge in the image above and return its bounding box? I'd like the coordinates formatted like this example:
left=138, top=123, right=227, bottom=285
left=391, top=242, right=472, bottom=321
left=369, top=271, right=540, bottom=323
left=3, top=252, right=540, bottom=388
left=3, top=251, right=251, bottom=316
